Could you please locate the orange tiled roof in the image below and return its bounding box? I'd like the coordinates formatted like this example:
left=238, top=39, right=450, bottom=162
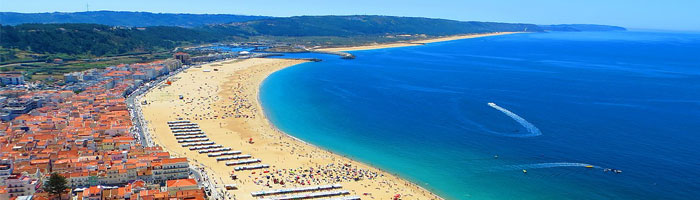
left=166, top=178, right=197, bottom=188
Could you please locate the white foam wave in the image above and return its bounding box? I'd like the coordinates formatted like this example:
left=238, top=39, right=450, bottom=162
left=487, top=102, right=542, bottom=137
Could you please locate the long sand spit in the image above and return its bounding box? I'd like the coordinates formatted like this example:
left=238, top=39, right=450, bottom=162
left=317, top=32, right=521, bottom=52
left=141, top=58, right=442, bottom=200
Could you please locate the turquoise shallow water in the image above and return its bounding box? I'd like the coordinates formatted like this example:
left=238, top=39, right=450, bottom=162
left=260, top=31, right=700, bottom=199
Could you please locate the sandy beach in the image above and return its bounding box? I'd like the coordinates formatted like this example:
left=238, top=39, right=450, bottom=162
left=139, top=32, right=517, bottom=199
left=317, top=32, right=521, bottom=52
left=140, top=58, right=442, bottom=200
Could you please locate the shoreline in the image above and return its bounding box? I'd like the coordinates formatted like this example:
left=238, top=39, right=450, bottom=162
left=255, top=87, right=444, bottom=199
left=316, top=32, right=522, bottom=52
left=141, top=58, right=443, bottom=200
left=140, top=32, right=513, bottom=199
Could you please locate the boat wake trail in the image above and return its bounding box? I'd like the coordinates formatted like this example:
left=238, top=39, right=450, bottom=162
left=487, top=102, right=542, bottom=137
left=501, top=162, right=601, bottom=171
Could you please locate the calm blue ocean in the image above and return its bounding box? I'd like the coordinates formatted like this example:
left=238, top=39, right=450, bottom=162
left=260, top=31, right=700, bottom=199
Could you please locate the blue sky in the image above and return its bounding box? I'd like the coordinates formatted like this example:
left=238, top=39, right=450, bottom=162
left=1, top=0, right=699, bottom=31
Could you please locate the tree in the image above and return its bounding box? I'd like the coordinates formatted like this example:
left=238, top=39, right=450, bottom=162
left=43, top=173, right=68, bottom=200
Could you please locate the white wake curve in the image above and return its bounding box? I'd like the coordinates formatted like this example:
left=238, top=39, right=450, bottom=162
left=487, top=102, right=542, bottom=137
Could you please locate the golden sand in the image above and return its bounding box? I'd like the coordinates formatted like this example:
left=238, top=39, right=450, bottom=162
left=317, top=32, right=521, bottom=52
left=141, top=58, right=442, bottom=200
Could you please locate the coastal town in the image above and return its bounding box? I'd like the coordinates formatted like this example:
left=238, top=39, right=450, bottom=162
left=0, top=52, right=196, bottom=199
left=0, top=49, right=255, bottom=200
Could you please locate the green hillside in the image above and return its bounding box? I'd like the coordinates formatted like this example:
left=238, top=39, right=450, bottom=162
left=0, top=11, right=269, bottom=27
left=203, top=15, right=542, bottom=37
left=2, top=15, right=543, bottom=58
left=1, top=23, right=225, bottom=56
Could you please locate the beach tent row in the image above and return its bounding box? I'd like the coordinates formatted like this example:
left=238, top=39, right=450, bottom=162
left=170, top=125, right=200, bottom=130
left=167, top=120, right=191, bottom=124
left=316, top=196, right=361, bottom=200
left=181, top=141, right=215, bottom=147
left=258, top=190, right=350, bottom=200
left=216, top=155, right=251, bottom=161
left=177, top=138, right=209, bottom=143
left=174, top=131, right=205, bottom=136
left=172, top=129, right=203, bottom=133
left=251, top=184, right=343, bottom=197
left=175, top=134, right=207, bottom=140
left=208, top=151, right=241, bottom=157
left=198, top=147, right=232, bottom=154
left=234, top=164, right=269, bottom=171
left=189, top=145, right=223, bottom=150
left=225, top=159, right=260, bottom=166
left=168, top=123, right=202, bottom=132
left=168, top=123, right=198, bottom=127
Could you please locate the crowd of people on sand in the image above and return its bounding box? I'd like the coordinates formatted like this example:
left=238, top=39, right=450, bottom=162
left=235, top=162, right=400, bottom=198
left=159, top=69, right=258, bottom=121
left=252, top=163, right=382, bottom=187
left=226, top=78, right=257, bottom=119
left=230, top=161, right=443, bottom=199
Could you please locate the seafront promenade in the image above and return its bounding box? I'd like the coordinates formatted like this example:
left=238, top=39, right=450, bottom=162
left=126, top=61, right=238, bottom=198
left=128, top=64, right=191, bottom=147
